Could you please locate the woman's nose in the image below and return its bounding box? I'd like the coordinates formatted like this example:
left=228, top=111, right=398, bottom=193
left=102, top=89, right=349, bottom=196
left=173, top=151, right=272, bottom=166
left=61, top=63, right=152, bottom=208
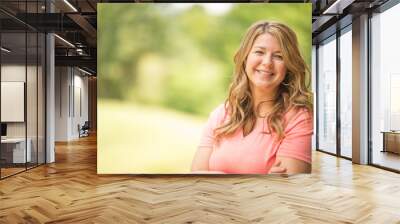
left=261, top=54, right=273, bottom=67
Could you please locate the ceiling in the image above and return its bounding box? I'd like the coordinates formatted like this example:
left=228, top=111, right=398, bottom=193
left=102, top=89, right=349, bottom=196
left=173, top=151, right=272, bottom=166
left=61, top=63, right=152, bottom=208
left=0, top=0, right=394, bottom=75
left=312, top=0, right=390, bottom=43
left=0, top=0, right=98, bottom=74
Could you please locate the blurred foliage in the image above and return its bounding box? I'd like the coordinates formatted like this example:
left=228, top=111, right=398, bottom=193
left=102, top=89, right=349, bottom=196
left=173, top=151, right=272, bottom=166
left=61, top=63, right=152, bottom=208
left=98, top=3, right=311, bottom=116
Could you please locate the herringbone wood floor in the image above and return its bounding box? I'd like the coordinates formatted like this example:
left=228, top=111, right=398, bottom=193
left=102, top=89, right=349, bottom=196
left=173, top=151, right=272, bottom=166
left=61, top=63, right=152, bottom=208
left=1, top=134, right=400, bottom=223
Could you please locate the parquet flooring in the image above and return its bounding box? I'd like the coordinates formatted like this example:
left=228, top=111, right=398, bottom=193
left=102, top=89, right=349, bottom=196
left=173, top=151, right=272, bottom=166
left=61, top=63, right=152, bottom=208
left=1, top=134, right=400, bottom=223
left=0, top=167, right=25, bottom=177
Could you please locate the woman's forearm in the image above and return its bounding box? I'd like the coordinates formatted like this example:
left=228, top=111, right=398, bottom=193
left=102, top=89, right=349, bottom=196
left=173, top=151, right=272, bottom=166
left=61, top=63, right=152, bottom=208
left=191, top=147, right=213, bottom=172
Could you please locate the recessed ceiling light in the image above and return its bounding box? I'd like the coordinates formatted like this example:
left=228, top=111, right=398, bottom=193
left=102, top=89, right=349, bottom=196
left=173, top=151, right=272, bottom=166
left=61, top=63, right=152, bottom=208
left=78, top=67, right=93, bottom=76
left=1, top=47, right=11, bottom=53
left=63, top=0, right=78, bottom=12
left=322, top=0, right=354, bottom=15
left=54, top=34, right=75, bottom=48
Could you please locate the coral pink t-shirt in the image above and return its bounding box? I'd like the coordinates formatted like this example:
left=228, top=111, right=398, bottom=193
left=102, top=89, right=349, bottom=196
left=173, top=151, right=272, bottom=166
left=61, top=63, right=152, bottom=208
left=198, top=104, right=313, bottom=174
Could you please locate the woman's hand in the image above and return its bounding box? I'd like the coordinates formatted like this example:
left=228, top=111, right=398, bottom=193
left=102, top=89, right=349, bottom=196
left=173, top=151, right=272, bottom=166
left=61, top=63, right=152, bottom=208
left=274, top=156, right=311, bottom=174
left=268, top=160, right=287, bottom=174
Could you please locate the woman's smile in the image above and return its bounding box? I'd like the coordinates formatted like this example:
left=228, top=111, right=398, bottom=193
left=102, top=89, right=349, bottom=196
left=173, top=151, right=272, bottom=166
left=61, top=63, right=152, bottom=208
left=255, top=69, right=273, bottom=76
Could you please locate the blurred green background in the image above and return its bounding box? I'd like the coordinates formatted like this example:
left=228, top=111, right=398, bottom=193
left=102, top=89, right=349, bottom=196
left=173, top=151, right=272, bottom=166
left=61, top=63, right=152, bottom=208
left=98, top=3, right=311, bottom=174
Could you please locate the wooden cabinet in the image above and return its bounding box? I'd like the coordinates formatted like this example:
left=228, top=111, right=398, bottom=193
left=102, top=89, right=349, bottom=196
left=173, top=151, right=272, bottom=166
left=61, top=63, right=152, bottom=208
left=382, top=131, right=400, bottom=154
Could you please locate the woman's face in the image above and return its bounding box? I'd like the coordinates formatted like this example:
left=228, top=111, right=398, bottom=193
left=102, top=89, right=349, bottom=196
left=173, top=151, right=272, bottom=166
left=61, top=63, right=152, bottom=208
left=245, top=33, right=287, bottom=94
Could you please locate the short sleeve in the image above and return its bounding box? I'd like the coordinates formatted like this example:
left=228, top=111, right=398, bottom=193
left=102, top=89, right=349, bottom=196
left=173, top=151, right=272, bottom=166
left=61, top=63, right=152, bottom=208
left=276, top=109, right=313, bottom=164
left=198, top=104, right=226, bottom=148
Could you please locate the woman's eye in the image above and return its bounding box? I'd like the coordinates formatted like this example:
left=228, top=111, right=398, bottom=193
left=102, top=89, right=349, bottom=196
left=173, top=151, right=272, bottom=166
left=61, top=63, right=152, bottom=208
left=273, top=55, right=283, bottom=60
left=254, top=51, right=264, bottom=55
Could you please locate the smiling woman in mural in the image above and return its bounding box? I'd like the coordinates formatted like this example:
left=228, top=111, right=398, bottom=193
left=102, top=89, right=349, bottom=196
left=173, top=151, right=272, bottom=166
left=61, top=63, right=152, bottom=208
left=191, top=21, right=313, bottom=174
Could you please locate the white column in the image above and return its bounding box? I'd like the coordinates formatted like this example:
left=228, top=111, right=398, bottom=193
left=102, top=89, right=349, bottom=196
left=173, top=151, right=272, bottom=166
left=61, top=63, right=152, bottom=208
left=352, top=14, right=369, bottom=164
left=46, top=33, right=55, bottom=163
left=45, top=1, right=55, bottom=163
left=312, top=45, right=317, bottom=151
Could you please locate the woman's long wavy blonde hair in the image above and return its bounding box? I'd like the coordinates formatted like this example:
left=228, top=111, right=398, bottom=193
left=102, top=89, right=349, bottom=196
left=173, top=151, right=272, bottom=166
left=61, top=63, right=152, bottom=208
left=214, top=21, right=313, bottom=139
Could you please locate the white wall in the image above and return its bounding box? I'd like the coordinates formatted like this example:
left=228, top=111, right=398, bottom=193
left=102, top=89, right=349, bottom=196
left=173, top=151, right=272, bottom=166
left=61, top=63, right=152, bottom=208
left=1, top=65, right=26, bottom=140
left=1, top=63, right=46, bottom=163
left=1, top=82, right=25, bottom=122
left=1, top=65, right=34, bottom=138
left=72, top=73, right=89, bottom=138
left=55, top=67, right=89, bottom=141
left=1, top=65, right=25, bottom=81
left=55, top=66, right=70, bottom=141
